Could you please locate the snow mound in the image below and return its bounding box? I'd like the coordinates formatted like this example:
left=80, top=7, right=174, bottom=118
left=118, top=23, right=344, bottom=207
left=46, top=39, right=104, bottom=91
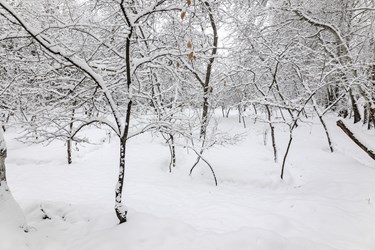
left=0, top=183, right=28, bottom=250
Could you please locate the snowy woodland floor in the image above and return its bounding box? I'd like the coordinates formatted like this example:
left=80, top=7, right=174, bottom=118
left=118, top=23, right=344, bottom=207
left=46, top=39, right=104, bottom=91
left=1, top=112, right=375, bottom=250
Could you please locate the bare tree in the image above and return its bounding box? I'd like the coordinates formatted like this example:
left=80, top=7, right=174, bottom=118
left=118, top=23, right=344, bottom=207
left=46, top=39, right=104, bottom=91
left=0, top=0, right=183, bottom=223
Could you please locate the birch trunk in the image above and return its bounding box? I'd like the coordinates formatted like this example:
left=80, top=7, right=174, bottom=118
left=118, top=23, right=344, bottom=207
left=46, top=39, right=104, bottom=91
left=0, top=130, right=7, bottom=183
left=115, top=139, right=127, bottom=223
left=0, top=152, right=6, bottom=183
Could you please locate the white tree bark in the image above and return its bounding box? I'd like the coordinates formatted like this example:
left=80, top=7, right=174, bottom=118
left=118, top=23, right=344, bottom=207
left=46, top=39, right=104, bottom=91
left=0, top=129, right=7, bottom=183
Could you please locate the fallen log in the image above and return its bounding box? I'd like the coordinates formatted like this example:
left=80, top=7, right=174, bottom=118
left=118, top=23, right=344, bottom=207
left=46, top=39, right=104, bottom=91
left=337, top=120, right=375, bottom=160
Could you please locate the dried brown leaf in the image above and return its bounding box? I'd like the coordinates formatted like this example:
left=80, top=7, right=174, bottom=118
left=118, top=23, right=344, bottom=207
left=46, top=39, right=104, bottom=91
left=188, top=51, right=196, bottom=61
left=181, top=11, right=186, bottom=20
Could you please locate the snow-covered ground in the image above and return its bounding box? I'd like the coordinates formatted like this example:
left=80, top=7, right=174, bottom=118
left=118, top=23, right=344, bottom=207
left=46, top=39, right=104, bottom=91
left=1, top=113, right=375, bottom=250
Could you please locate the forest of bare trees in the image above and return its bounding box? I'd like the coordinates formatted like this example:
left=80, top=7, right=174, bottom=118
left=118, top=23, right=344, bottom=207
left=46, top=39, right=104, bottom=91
left=0, top=0, right=374, bottom=224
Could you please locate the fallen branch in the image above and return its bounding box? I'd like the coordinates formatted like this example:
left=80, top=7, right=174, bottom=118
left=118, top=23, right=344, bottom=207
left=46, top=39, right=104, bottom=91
left=336, top=120, right=375, bottom=160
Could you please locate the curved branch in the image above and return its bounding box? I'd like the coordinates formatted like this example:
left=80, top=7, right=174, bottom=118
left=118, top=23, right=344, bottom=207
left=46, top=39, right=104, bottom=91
left=71, top=118, right=120, bottom=139
left=293, top=9, right=350, bottom=58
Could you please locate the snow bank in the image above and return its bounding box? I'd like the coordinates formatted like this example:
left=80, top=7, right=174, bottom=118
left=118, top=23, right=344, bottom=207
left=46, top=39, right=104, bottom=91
left=3, top=115, right=375, bottom=250
left=0, top=183, right=28, bottom=250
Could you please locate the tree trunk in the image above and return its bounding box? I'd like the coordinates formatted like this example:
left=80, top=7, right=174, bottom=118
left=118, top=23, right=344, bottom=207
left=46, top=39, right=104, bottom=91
left=67, top=105, right=76, bottom=165
left=238, top=104, right=242, bottom=124
left=0, top=130, right=7, bottom=183
left=200, top=90, right=210, bottom=139
left=114, top=7, right=133, bottom=223
left=349, top=89, right=361, bottom=123
left=190, top=1, right=218, bottom=183
left=114, top=94, right=132, bottom=224
left=281, top=130, right=293, bottom=180
left=318, top=114, right=334, bottom=152
left=266, top=105, right=277, bottom=162
left=67, top=139, right=72, bottom=165
left=363, top=104, right=368, bottom=125
left=115, top=138, right=127, bottom=224
left=114, top=99, right=133, bottom=224
left=226, top=107, right=231, bottom=118
left=0, top=149, right=6, bottom=183
left=368, top=107, right=375, bottom=130
left=253, top=105, right=258, bottom=124
left=168, top=134, right=176, bottom=172
left=199, top=1, right=218, bottom=139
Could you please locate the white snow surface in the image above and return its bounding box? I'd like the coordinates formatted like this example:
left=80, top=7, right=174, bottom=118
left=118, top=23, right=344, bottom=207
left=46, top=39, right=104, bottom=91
left=1, top=113, right=375, bottom=250
left=0, top=183, right=27, bottom=250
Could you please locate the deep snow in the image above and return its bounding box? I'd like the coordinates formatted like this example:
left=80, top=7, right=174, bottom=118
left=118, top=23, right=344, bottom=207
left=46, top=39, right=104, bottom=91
left=1, top=113, right=375, bottom=250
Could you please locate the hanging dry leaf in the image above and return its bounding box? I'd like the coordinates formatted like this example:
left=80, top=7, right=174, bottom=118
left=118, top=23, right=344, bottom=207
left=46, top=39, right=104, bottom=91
left=186, top=0, right=191, bottom=6
left=188, top=51, right=196, bottom=61
left=181, top=11, right=186, bottom=20
left=187, top=41, right=193, bottom=49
